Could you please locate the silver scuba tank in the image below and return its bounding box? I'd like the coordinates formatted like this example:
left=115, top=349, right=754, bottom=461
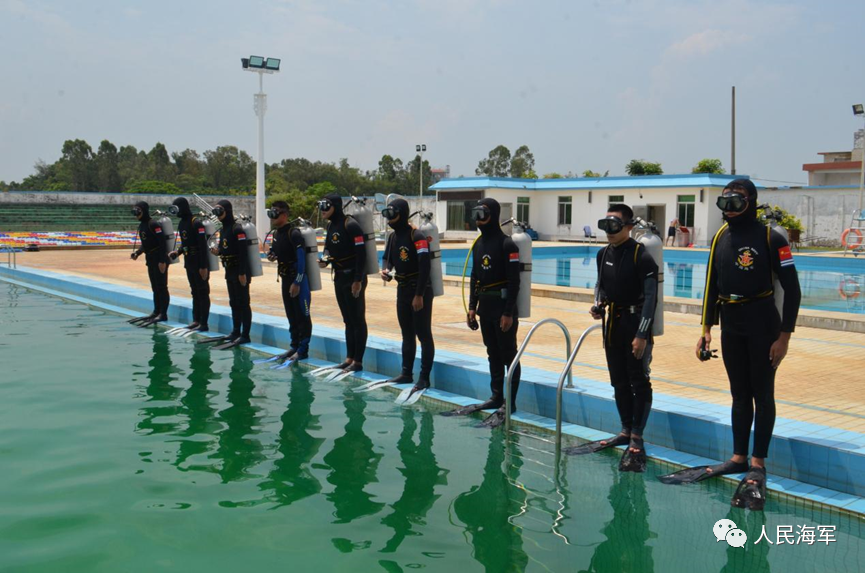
left=418, top=212, right=444, bottom=297
left=510, top=222, right=533, bottom=319
left=768, top=223, right=787, bottom=320
left=345, top=197, right=380, bottom=276
left=202, top=217, right=220, bottom=272
left=238, top=216, right=263, bottom=278
left=298, top=219, right=322, bottom=292
left=634, top=220, right=664, bottom=336
left=153, top=211, right=179, bottom=265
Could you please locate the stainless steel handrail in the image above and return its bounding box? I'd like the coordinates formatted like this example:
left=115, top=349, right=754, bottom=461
left=554, top=324, right=603, bottom=453
left=2, top=247, right=16, bottom=269
left=505, top=318, right=572, bottom=435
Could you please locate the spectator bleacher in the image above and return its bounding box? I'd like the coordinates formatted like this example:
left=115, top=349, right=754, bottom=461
left=0, top=203, right=174, bottom=232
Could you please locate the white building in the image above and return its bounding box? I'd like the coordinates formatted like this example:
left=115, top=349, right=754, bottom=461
left=430, top=173, right=748, bottom=246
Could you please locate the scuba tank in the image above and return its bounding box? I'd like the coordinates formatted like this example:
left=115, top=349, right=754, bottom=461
left=297, top=218, right=322, bottom=292
left=769, top=219, right=790, bottom=318
left=508, top=220, right=533, bottom=319
left=344, top=196, right=380, bottom=276
left=633, top=218, right=664, bottom=336
left=153, top=210, right=179, bottom=265
left=238, top=215, right=263, bottom=278
left=202, top=217, right=220, bottom=272
left=418, top=212, right=444, bottom=297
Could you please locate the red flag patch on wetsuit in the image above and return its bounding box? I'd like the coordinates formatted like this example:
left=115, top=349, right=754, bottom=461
left=198, top=227, right=206, bottom=234
left=354, top=235, right=364, bottom=246
left=237, top=233, right=247, bottom=240
left=778, top=245, right=794, bottom=267
left=414, top=239, right=429, bottom=254
left=508, top=252, right=519, bottom=262
left=154, top=227, right=163, bottom=233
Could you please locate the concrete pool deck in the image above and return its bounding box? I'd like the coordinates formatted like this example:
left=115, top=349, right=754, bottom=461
left=2, top=250, right=865, bottom=512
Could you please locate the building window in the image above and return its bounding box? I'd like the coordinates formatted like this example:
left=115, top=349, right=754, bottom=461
left=446, top=200, right=478, bottom=231
left=608, top=195, right=624, bottom=206
left=677, top=194, right=696, bottom=228
left=517, top=197, right=530, bottom=224
left=558, top=196, right=572, bottom=226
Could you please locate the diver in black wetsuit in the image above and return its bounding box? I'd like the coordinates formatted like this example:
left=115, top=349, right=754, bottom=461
left=267, top=200, right=312, bottom=362
left=211, top=199, right=252, bottom=347
left=568, top=204, right=659, bottom=472
left=318, top=193, right=367, bottom=374
left=442, top=198, right=521, bottom=428
left=659, top=179, right=802, bottom=511
left=131, top=201, right=170, bottom=326
left=380, top=197, right=435, bottom=392
left=169, top=197, right=211, bottom=332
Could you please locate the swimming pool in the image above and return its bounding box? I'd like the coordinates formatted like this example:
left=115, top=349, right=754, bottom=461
left=2, top=283, right=863, bottom=572
left=441, top=246, right=865, bottom=315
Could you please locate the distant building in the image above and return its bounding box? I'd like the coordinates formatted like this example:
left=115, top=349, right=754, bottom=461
left=430, top=165, right=451, bottom=184
left=430, top=173, right=749, bottom=246
left=801, top=130, right=864, bottom=186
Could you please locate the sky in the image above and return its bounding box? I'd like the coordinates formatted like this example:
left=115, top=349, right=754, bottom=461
left=2, top=0, right=864, bottom=185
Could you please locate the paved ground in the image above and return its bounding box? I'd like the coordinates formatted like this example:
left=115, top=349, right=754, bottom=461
left=13, top=248, right=865, bottom=433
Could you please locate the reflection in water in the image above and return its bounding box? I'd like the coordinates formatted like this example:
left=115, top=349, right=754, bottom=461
left=380, top=409, right=449, bottom=555
left=259, top=374, right=325, bottom=507
left=669, top=262, right=695, bottom=299
left=324, top=394, right=385, bottom=525
left=136, top=332, right=182, bottom=437
left=174, top=344, right=221, bottom=472
left=556, top=259, right=572, bottom=287
left=580, top=472, right=655, bottom=573
left=214, top=351, right=265, bottom=483
left=720, top=508, right=771, bottom=573
left=454, top=431, right=529, bottom=572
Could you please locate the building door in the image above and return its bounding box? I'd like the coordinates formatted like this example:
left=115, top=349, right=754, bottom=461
left=647, top=205, right=666, bottom=235
left=500, top=203, right=513, bottom=235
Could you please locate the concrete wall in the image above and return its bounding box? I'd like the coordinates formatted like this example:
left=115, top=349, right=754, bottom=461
left=0, top=191, right=255, bottom=214
left=760, top=186, right=863, bottom=246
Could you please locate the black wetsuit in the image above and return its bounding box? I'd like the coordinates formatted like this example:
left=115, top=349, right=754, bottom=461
left=595, top=238, right=659, bottom=436
left=175, top=206, right=211, bottom=328
left=134, top=202, right=171, bottom=318
left=384, top=199, right=434, bottom=381
left=323, top=194, right=368, bottom=363
left=216, top=201, right=252, bottom=341
left=271, top=222, right=312, bottom=357
left=468, top=199, right=521, bottom=410
left=702, top=219, right=801, bottom=459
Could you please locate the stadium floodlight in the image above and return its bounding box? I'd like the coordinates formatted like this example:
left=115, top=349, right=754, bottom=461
left=241, top=55, right=281, bottom=232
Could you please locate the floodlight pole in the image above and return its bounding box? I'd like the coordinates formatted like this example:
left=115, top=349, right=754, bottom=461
left=858, top=115, right=865, bottom=214
left=253, top=72, right=267, bottom=236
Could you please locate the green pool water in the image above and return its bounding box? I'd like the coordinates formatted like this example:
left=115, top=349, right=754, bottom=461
left=1, top=282, right=863, bottom=573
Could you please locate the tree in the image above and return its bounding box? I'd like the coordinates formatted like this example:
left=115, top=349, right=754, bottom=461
left=96, top=140, right=122, bottom=192
left=124, top=180, right=182, bottom=194
left=203, top=145, right=255, bottom=191
left=625, top=159, right=663, bottom=176
left=543, top=172, right=563, bottom=179
left=692, top=158, right=725, bottom=174
left=510, top=145, right=535, bottom=178
left=404, top=154, right=433, bottom=196
left=582, top=170, right=610, bottom=178
left=377, top=154, right=402, bottom=181
left=149, top=142, right=173, bottom=181
left=475, top=145, right=511, bottom=177
left=59, top=139, right=96, bottom=191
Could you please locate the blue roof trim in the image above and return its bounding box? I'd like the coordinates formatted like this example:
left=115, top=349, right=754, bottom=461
left=430, top=173, right=753, bottom=192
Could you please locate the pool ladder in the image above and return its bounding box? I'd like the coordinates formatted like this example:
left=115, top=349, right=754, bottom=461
left=501, top=320, right=602, bottom=546
left=1, top=247, right=17, bottom=269
left=504, top=319, right=603, bottom=453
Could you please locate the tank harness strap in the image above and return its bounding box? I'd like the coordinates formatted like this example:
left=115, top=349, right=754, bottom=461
left=702, top=224, right=729, bottom=330
left=634, top=242, right=641, bottom=264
